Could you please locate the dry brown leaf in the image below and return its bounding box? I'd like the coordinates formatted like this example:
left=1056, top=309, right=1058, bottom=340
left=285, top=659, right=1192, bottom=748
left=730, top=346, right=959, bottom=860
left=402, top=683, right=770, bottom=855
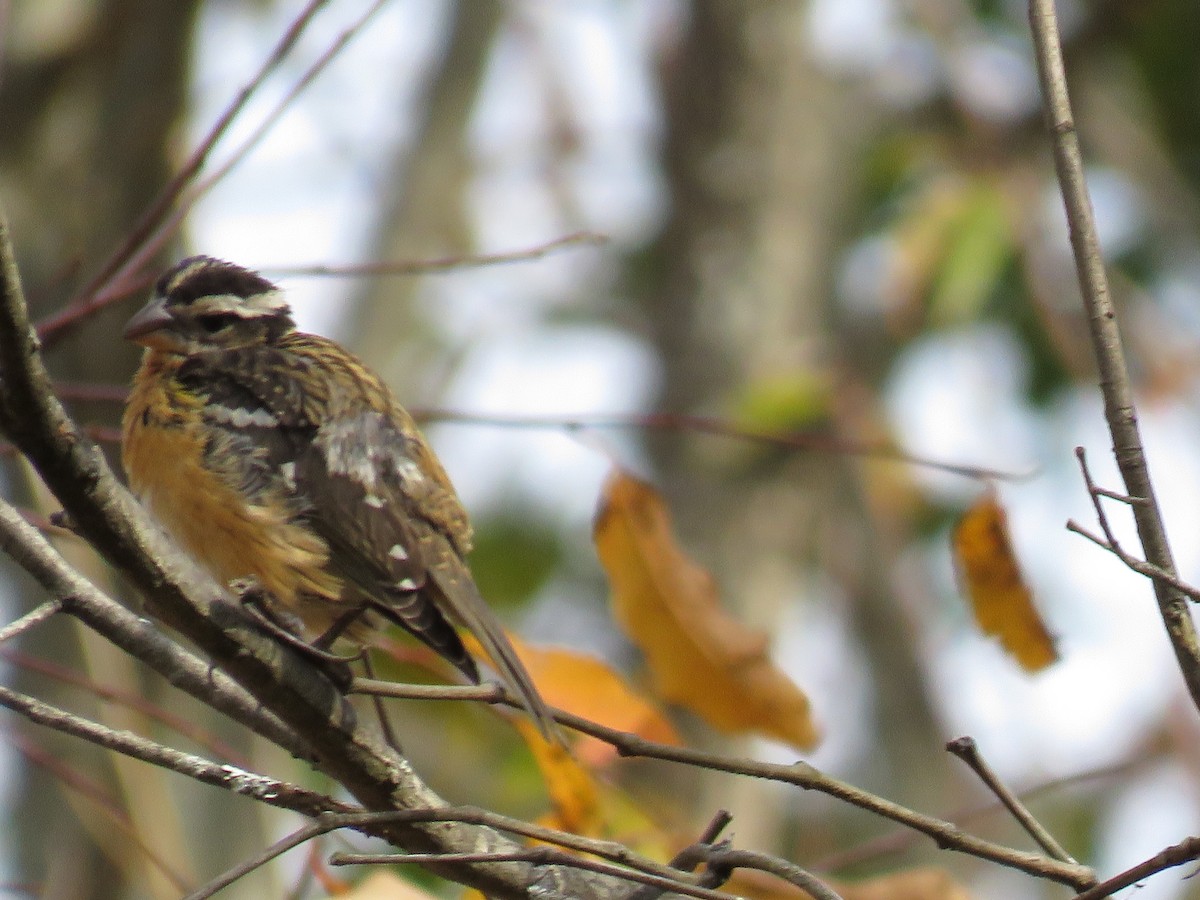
left=594, top=471, right=819, bottom=750
left=953, top=492, right=1058, bottom=671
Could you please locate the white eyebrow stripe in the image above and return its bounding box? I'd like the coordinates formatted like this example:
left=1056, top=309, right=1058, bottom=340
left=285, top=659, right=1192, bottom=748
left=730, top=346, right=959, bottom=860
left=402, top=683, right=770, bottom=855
left=192, top=290, right=288, bottom=318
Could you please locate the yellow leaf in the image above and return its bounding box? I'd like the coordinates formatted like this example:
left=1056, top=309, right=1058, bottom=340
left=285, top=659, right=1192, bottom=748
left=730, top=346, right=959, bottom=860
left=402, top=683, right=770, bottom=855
left=593, top=471, right=819, bottom=750
left=953, top=492, right=1057, bottom=671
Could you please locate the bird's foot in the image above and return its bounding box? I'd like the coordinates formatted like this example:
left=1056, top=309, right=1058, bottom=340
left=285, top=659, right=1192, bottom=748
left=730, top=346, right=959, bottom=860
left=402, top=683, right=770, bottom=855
left=230, top=577, right=360, bottom=690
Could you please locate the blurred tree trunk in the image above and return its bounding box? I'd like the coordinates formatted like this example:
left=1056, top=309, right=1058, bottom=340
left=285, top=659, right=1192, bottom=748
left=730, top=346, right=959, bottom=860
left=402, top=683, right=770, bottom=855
left=631, top=0, right=946, bottom=852
left=347, top=0, right=503, bottom=395
left=1, top=2, right=200, bottom=897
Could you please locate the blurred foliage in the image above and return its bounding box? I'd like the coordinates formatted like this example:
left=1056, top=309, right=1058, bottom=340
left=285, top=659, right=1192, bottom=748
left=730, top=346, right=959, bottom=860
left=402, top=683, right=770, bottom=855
left=467, top=511, right=563, bottom=610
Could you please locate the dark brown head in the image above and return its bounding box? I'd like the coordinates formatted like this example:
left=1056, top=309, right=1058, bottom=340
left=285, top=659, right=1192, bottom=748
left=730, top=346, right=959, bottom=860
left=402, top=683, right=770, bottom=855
left=124, top=256, right=296, bottom=355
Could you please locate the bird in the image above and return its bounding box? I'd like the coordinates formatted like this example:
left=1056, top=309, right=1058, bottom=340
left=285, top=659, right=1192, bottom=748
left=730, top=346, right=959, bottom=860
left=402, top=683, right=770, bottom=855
left=120, top=255, right=553, bottom=735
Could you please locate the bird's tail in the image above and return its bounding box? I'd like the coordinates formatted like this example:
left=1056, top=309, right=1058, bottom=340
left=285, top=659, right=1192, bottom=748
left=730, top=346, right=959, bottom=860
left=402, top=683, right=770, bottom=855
left=426, top=540, right=559, bottom=740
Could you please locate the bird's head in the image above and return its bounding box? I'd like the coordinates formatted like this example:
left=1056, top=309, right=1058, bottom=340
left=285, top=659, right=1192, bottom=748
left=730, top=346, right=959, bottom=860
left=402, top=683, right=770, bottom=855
left=124, top=256, right=296, bottom=355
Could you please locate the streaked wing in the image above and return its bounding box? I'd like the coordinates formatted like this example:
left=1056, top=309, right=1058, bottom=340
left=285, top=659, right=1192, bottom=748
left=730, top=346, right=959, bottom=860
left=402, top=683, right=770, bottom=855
left=296, top=407, right=477, bottom=680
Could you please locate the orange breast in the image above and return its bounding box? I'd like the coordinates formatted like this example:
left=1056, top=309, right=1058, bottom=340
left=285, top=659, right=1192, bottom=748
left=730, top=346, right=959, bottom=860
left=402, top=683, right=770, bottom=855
left=122, top=356, right=346, bottom=634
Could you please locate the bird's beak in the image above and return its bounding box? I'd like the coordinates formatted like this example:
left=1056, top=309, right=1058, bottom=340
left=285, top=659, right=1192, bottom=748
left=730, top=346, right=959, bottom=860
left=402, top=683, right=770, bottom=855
left=123, top=297, right=175, bottom=347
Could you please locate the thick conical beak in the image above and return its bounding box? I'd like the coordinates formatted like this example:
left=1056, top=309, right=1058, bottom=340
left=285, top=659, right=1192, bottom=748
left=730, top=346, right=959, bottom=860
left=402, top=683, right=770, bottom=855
left=123, top=297, right=174, bottom=344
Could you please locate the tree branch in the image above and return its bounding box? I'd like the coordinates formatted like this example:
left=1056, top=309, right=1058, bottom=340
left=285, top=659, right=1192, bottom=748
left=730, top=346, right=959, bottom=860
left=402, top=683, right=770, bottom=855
left=353, top=678, right=1097, bottom=890
left=1028, top=0, right=1200, bottom=709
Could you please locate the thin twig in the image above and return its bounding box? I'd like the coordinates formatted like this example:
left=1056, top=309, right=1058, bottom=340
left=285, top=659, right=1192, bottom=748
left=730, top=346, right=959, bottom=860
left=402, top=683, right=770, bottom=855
left=0, top=682, right=348, bottom=818
left=812, top=760, right=1135, bottom=872
left=183, top=820, right=329, bottom=900
left=39, top=1, right=388, bottom=340
left=946, top=737, right=1075, bottom=863
left=2, top=646, right=250, bottom=767
left=705, top=848, right=843, bottom=900
left=1068, top=448, right=1200, bottom=601
left=0, top=600, right=62, bottom=644
left=192, top=804, right=719, bottom=900
left=263, top=231, right=607, bottom=277
left=1029, top=0, right=1200, bottom=707
left=352, top=677, right=1096, bottom=890
left=625, top=809, right=735, bottom=900
left=430, top=409, right=1026, bottom=481
left=1066, top=520, right=1200, bottom=603
left=1071, top=835, right=1200, bottom=900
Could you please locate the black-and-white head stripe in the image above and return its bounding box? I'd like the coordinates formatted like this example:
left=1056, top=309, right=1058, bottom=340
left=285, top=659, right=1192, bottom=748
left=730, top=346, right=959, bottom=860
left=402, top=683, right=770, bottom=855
left=158, top=256, right=290, bottom=318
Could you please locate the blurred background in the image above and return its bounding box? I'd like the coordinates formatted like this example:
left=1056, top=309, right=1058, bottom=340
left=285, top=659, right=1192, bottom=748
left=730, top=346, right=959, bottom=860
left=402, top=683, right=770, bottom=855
left=4, top=0, right=1200, bottom=897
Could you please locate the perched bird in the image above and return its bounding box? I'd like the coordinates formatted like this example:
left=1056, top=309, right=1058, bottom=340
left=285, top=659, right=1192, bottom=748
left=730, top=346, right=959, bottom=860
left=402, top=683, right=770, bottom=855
left=121, top=255, right=552, bottom=734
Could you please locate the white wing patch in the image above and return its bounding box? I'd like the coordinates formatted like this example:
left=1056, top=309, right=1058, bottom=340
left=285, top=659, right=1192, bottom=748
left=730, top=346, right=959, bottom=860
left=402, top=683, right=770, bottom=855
left=316, top=412, right=428, bottom=496
left=207, top=404, right=280, bottom=428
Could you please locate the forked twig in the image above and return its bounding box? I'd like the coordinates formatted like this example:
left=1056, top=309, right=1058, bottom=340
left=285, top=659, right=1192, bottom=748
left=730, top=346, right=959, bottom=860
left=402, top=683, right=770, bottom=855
left=946, top=737, right=1075, bottom=863
left=1068, top=447, right=1200, bottom=603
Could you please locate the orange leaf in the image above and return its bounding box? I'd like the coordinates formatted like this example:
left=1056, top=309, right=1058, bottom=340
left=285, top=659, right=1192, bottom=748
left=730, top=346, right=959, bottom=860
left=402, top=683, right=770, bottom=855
left=953, top=492, right=1058, bottom=671
left=521, top=645, right=681, bottom=766
left=728, top=865, right=970, bottom=899
left=519, top=718, right=603, bottom=836
left=459, top=633, right=680, bottom=765
left=330, top=871, right=441, bottom=899
left=517, top=718, right=675, bottom=861
left=594, top=471, right=819, bottom=750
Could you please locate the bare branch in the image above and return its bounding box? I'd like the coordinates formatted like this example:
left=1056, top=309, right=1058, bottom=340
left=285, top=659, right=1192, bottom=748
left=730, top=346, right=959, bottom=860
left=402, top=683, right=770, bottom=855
left=184, top=820, right=330, bottom=900
left=1029, top=0, right=1200, bottom=706
left=429, top=410, right=1026, bottom=481
left=331, top=847, right=737, bottom=900
left=263, top=231, right=608, bottom=278
left=1068, top=448, right=1200, bottom=602
left=625, top=810, right=734, bottom=900
left=704, top=848, right=843, bottom=900
left=1071, top=836, right=1200, bottom=900
left=0, top=600, right=62, bottom=644
left=4, top=646, right=250, bottom=766
left=353, top=677, right=1097, bottom=890
left=0, top=681, right=343, bottom=819
left=946, top=737, right=1075, bottom=864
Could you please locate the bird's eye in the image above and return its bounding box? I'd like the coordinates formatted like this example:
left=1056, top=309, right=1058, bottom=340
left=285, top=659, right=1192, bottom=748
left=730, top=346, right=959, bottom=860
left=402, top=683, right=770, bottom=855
left=195, top=313, right=237, bottom=333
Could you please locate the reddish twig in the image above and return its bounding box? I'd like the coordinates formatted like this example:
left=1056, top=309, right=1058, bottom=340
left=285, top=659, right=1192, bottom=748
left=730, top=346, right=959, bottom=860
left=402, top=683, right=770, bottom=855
left=263, top=231, right=608, bottom=278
